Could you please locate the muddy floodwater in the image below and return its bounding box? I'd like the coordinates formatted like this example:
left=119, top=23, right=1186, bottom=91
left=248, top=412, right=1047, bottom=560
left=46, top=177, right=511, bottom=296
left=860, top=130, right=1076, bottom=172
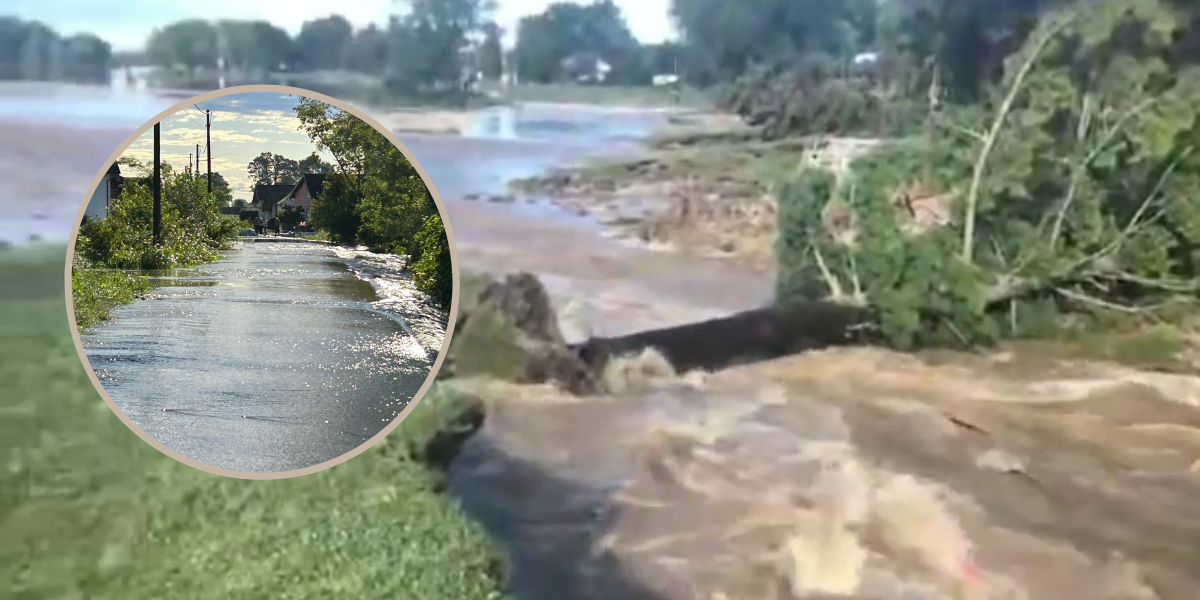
left=81, top=242, right=442, bottom=473
left=8, top=84, right=1200, bottom=599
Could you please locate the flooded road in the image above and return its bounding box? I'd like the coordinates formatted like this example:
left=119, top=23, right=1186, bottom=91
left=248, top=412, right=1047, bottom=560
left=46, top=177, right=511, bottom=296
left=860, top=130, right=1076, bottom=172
left=81, top=242, right=440, bottom=473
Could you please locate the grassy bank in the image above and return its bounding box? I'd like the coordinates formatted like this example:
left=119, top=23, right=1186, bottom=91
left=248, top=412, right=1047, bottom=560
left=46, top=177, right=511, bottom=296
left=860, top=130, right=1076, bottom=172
left=2, top=248, right=510, bottom=599
left=70, top=265, right=152, bottom=330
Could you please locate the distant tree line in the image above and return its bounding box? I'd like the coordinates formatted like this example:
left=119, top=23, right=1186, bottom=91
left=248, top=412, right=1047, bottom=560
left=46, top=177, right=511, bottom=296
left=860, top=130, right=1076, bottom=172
left=0, top=17, right=113, bottom=84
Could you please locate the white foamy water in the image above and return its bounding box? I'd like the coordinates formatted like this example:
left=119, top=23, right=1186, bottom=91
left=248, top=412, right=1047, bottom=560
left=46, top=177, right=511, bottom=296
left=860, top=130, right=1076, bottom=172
left=331, top=245, right=449, bottom=359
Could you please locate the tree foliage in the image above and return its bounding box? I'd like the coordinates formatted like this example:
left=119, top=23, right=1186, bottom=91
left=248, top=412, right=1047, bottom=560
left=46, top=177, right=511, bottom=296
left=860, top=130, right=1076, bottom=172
left=0, top=17, right=111, bottom=83
left=78, top=166, right=240, bottom=271
left=295, top=16, right=353, bottom=71
left=411, top=214, right=453, bottom=308
left=775, top=0, right=1200, bottom=348
left=247, top=152, right=302, bottom=186
left=514, top=1, right=646, bottom=84
left=293, top=98, right=452, bottom=308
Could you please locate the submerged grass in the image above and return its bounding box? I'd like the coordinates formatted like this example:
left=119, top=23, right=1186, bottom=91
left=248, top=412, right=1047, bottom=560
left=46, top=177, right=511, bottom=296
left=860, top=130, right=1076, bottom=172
left=70, top=266, right=151, bottom=330
left=1, top=246, right=510, bottom=600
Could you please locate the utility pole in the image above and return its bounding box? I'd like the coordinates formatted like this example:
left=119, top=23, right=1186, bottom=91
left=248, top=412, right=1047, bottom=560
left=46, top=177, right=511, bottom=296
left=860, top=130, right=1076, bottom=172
left=206, top=110, right=212, bottom=194
left=153, top=122, right=161, bottom=244
left=187, top=153, right=192, bottom=174
left=195, top=144, right=200, bottom=173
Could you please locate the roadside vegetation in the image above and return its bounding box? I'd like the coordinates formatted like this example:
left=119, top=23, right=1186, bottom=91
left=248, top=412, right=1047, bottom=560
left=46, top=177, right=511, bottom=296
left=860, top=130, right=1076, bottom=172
left=71, top=162, right=242, bottom=329
left=294, top=98, right=453, bottom=309
left=3, top=247, right=510, bottom=599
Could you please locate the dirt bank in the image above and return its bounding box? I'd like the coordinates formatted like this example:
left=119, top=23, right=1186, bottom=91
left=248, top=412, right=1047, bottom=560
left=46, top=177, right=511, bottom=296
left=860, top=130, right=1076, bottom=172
left=505, top=117, right=877, bottom=269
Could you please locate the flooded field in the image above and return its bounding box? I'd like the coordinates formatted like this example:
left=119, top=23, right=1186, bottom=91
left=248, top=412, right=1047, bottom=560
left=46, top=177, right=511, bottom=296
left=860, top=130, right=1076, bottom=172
left=81, top=242, right=442, bottom=472
left=6, top=82, right=1200, bottom=599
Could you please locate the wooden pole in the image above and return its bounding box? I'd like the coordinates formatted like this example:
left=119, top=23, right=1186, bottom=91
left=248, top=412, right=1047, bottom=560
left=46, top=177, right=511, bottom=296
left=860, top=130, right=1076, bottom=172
left=152, top=122, right=161, bottom=244
left=206, top=110, right=212, bottom=194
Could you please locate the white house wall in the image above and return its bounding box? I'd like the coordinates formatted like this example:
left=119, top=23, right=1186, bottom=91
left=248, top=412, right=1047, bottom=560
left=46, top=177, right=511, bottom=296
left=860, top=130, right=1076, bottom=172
left=84, top=174, right=111, bottom=219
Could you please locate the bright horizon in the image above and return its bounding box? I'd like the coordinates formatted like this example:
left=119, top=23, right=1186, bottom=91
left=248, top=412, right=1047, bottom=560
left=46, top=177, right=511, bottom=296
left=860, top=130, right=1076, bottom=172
left=120, top=92, right=337, bottom=203
left=5, top=0, right=677, bottom=52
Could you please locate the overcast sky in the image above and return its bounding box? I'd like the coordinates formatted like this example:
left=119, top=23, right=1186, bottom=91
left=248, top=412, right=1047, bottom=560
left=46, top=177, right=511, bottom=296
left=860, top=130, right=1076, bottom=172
left=6, top=0, right=676, bottom=51
left=121, top=92, right=336, bottom=202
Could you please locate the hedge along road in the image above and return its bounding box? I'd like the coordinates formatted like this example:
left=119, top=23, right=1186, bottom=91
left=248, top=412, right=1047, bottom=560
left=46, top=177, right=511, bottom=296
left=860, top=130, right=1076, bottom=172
left=80, top=241, right=443, bottom=473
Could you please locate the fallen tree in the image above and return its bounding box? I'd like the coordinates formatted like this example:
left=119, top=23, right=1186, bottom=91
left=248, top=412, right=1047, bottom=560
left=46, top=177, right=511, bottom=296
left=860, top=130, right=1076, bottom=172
left=775, top=0, right=1200, bottom=348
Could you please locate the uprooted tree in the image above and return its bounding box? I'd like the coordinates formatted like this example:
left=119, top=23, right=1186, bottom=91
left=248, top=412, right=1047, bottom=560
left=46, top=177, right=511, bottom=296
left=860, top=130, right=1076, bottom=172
left=775, top=0, right=1200, bottom=348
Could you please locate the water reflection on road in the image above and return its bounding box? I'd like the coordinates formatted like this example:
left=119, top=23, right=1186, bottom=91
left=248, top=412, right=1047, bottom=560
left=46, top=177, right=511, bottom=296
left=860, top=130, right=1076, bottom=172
left=82, top=242, right=439, bottom=473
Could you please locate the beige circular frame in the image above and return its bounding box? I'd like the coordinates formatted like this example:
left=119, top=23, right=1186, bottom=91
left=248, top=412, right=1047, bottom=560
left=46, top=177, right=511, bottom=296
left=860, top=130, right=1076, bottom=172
left=64, top=84, right=461, bottom=480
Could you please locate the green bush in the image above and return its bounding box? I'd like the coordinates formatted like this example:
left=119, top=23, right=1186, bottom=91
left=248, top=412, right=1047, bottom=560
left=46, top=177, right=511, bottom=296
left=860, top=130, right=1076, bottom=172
left=774, top=1, right=1200, bottom=348
left=411, top=214, right=453, bottom=308
left=77, top=170, right=239, bottom=271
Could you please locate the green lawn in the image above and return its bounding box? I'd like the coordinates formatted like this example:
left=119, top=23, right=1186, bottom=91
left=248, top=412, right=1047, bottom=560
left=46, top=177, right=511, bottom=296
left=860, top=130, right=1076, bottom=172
left=1, top=245, right=509, bottom=600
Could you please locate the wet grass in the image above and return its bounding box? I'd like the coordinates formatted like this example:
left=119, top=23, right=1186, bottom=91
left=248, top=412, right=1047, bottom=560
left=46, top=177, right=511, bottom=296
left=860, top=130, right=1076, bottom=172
left=71, top=265, right=152, bottom=330
left=1, top=247, right=511, bottom=600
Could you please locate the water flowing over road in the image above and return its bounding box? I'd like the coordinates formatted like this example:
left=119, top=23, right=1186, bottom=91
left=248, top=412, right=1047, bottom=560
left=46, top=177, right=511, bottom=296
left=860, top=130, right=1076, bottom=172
left=81, top=242, right=443, bottom=473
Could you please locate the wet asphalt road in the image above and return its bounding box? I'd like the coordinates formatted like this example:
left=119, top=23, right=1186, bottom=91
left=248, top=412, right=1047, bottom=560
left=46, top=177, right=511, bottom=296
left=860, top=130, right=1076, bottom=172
left=82, top=243, right=433, bottom=473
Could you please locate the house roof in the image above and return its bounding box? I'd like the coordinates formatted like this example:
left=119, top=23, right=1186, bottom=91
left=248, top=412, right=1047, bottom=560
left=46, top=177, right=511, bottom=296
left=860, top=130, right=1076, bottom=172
left=251, top=184, right=293, bottom=207
left=281, top=173, right=327, bottom=204
left=106, top=162, right=121, bottom=177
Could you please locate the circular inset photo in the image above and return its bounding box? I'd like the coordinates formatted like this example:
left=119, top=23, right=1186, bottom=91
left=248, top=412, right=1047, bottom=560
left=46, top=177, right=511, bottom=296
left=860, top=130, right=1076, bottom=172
left=66, top=85, right=458, bottom=478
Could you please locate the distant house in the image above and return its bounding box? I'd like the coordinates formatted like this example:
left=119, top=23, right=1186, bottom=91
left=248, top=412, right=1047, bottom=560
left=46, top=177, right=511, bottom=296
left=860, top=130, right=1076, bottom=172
left=251, top=184, right=293, bottom=221
left=84, top=163, right=123, bottom=219
left=561, top=52, right=611, bottom=84
left=278, top=174, right=325, bottom=223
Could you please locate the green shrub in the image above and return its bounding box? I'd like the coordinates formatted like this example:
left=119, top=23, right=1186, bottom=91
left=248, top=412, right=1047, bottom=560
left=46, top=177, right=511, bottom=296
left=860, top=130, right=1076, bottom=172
left=774, top=1, right=1200, bottom=348
left=411, top=214, right=453, bottom=308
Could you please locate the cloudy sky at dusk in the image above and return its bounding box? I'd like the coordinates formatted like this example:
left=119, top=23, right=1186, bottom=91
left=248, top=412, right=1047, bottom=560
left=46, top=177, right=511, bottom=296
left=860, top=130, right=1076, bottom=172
left=7, top=0, right=676, bottom=51
left=120, top=92, right=334, bottom=202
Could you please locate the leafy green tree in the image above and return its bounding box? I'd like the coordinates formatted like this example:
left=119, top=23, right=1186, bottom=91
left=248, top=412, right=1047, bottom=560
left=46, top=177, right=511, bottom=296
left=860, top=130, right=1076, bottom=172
left=411, top=214, right=453, bottom=308
left=216, top=20, right=295, bottom=72
left=18, top=22, right=62, bottom=81
left=385, top=0, right=496, bottom=100
left=309, top=173, right=362, bottom=243
left=514, top=1, right=645, bottom=84
left=478, top=22, right=504, bottom=80
left=147, top=19, right=218, bottom=71
left=295, top=15, right=353, bottom=71
left=247, top=152, right=301, bottom=186
left=775, top=0, right=1200, bottom=348
left=294, top=97, right=451, bottom=307
left=208, top=172, right=234, bottom=206
left=347, top=24, right=388, bottom=74
left=278, top=205, right=304, bottom=230
left=298, top=152, right=334, bottom=174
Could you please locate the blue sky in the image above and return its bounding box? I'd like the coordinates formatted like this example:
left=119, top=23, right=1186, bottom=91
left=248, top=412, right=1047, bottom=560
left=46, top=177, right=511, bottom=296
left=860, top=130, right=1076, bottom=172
left=6, top=0, right=675, bottom=51
left=121, top=92, right=336, bottom=202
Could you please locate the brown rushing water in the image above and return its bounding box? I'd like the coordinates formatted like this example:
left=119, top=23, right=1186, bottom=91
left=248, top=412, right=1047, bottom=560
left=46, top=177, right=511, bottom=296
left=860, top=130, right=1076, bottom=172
left=7, top=86, right=1200, bottom=600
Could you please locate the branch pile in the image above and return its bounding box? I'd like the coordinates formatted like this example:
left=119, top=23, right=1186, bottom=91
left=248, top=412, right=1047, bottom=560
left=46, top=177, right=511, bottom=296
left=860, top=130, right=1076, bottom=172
left=775, top=0, right=1200, bottom=348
